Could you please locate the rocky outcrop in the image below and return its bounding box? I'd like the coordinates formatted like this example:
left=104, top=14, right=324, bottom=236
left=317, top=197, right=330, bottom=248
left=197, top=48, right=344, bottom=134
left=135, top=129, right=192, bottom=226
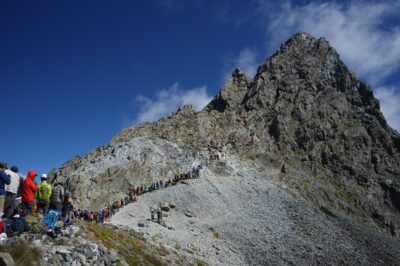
left=205, top=68, right=252, bottom=112
left=49, top=32, right=400, bottom=241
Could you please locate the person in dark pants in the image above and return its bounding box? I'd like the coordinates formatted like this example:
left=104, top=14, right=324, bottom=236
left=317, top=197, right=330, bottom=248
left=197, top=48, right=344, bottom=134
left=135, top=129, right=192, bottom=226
left=36, top=174, right=52, bottom=215
left=50, top=180, right=64, bottom=213
left=4, top=166, right=20, bottom=218
left=0, top=162, right=11, bottom=217
left=157, top=208, right=162, bottom=224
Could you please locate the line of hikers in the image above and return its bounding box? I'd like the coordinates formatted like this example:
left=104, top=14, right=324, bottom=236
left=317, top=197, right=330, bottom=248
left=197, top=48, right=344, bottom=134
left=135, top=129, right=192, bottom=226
left=127, top=165, right=202, bottom=202
left=78, top=165, right=203, bottom=225
left=0, top=159, right=203, bottom=230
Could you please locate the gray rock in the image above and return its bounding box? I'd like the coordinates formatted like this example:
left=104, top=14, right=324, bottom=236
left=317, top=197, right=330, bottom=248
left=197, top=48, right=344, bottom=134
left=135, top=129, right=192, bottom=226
left=161, top=205, right=170, bottom=212
left=184, top=210, right=194, bottom=217
left=0, top=252, right=15, bottom=266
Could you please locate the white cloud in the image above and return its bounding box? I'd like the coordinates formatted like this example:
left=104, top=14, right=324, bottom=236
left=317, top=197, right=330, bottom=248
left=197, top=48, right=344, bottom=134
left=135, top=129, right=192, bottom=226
left=257, top=0, right=400, bottom=85
left=375, top=86, right=400, bottom=131
left=222, top=48, right=258, bottom=82
left=132, top=83, right=212, bottom=124
left=235, top=48, right=258, bottom=77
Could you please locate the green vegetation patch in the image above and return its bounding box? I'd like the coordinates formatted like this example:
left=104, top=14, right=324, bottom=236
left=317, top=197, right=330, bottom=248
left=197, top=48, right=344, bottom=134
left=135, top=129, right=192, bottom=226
left=320, top=206, right=337, bottom=218
left=195, top=258, right=209, bottom=266
left=83, top=222, right=164, bottom=266
left=208, top=227, right=220, bottom=239
left=0, top=241, right=42, bottom=266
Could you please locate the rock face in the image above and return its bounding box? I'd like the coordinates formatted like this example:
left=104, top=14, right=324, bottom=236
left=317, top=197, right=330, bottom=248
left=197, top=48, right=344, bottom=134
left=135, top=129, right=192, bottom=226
left=49, top=32, right=400, bottom=263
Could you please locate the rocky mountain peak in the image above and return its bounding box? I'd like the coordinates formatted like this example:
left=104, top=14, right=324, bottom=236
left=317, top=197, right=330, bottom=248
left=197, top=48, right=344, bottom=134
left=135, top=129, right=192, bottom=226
left=277, top=32, right=334, bottom=56
left=51, top=32, right=400, bottom=241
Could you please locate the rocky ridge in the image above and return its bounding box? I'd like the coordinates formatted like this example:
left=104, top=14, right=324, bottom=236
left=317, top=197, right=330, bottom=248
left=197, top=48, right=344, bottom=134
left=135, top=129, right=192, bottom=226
left=48, top=32, right=400, bottom=264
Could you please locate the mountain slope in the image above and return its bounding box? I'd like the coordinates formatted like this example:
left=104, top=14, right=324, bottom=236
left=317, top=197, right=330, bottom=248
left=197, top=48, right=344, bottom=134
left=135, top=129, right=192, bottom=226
left=49, top=31, right=400, bottom=252
left=111, top=155, right=400, bottom=265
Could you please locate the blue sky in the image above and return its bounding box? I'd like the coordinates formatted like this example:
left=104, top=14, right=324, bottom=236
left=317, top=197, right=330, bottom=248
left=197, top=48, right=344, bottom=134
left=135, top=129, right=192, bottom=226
left=1, top=0, right=400, bottom=177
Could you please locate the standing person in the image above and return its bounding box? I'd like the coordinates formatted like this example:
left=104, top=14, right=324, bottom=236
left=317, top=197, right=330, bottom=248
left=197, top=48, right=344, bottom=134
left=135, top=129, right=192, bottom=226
left=50, top=180, right=64, bottom=213
left=36, top=174, right=52, bottom=215
left=0, top=162, right=11, bottom=217
left=16, top=174, right=24, bottom=198
left=4, top=166, right=20, bottom=218
left=21, top=170, right=37, bottom=215
left=62, top=191, right=73, bottom=220
left=156, top=207, right=162, bottom=224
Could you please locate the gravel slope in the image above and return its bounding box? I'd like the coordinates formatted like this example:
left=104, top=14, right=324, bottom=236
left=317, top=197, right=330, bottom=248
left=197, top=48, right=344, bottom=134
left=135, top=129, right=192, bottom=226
left=110, top=157, right=400, bottom=266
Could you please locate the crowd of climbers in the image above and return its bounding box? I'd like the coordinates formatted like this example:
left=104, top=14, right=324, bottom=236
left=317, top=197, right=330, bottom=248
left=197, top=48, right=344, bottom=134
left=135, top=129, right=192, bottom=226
left=0, top=161, right=72, bottom=222
left=0, top=160, right=204, bottom=235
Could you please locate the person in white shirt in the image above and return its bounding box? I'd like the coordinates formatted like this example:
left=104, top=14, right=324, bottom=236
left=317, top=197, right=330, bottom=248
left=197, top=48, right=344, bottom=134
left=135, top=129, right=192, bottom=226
left=4, top=166, right=21, bottom=218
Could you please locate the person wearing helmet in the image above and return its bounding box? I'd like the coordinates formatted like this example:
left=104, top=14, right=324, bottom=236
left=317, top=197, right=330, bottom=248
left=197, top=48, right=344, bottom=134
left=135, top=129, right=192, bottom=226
left=36, top=174, right=52, bottom=215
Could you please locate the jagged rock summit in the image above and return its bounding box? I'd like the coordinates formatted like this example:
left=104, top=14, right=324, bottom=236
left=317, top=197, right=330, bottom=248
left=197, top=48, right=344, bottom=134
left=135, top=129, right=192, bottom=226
left=49, top=33, right=400, bottom=265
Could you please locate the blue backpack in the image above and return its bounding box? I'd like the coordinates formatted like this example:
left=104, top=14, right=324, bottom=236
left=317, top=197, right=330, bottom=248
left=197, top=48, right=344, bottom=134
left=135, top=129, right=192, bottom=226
left=42, top=210, right=61, bottom=230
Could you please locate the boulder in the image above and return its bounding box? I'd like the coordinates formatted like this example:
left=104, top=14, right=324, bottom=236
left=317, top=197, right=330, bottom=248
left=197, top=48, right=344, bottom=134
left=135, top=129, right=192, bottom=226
left=0, top=252, right=15, bottom=266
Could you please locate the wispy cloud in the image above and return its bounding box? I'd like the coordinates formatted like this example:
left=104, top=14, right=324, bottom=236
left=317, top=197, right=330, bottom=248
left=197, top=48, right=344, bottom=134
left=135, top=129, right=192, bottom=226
left=256, top=0, right=400, bottom=85
left=131, top=83, right=212, bottom=124
left=235, top=48, right=258, bottom=77
left=222, top=48, right=258, bottom=82
left=375, top=86, right=400, bottom=131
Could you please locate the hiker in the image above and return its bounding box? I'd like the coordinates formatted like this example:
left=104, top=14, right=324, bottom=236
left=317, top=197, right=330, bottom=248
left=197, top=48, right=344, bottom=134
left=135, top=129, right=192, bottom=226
left=195, top=165, right=202, bottom=178
left=0, top=162, right=11, bottom=217
left=21, top=170, right=37, bottom=215
left=50, top=179, right=64, bottom=213
left=156, top=207, right=162, bottom=224
left=63, top=191, right=73, bottom=219
left=116, top=199, right=121, bottom=209
left=36, top=174, right=52, bottom=215
left=4, top=166, right=20, bottom=218
left=129, top=190, right=136, bottom=202
left=97, top=210, right=104, bottom=223
left=150, top=206, right=155, bottom=221
left=16, top=174, right=24, bottom=198
left=94, top=212, right=99, bottom=223
left=124, top=195, right=129, bottom=204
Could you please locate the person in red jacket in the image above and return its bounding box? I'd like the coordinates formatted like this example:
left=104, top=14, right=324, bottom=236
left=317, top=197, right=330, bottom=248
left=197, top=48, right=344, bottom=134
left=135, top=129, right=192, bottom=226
left=21, top=170, right=38, bottom=215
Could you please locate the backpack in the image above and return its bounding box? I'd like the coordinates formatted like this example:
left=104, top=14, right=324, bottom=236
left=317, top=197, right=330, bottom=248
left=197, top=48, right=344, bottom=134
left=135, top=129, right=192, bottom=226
left=11, top=218, right=30, bottom=234
left=38, top=183, right=50, bottom=201
left=42, top=210, right=61, bottom=230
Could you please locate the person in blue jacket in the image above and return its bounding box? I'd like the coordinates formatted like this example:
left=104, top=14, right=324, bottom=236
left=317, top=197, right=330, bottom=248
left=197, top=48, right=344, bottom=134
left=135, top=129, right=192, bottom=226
left=0, top=162, right=11, bottom=217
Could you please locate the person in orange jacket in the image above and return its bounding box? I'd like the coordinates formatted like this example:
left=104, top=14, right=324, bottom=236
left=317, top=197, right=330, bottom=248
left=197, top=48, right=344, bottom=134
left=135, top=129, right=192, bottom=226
left=21, top=170, right=38, bottom=215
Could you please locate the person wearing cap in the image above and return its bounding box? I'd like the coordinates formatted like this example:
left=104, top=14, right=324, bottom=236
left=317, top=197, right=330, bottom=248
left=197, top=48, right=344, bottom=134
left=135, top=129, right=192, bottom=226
left=21, top=170, right=38, bottom=215
left=36, top=174, right=52, bottom=215
left=0, top=162, right=11, bottom=217
left=4, top=166, right=21, bottom=218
